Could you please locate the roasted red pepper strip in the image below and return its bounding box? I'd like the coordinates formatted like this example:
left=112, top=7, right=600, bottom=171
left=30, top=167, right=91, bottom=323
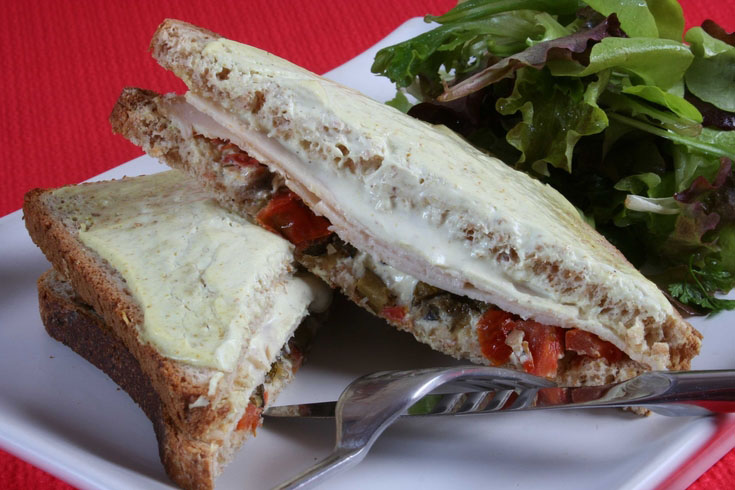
left=477, top=310, right=564, bottom=378
left=223, top=152, right=261, bottom=167
left=565, top=328, right=624, bottom=364
left=236, top=403, right=263, bottom=435
left=476, top=310, right=515, bottom=366
left=256, top=190, right=333, bottom=246
left=381, top=305, right=408, bottom=324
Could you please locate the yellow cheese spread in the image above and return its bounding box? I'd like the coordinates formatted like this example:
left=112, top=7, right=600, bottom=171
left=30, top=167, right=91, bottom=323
left=54, top=170, right=309, bottom=372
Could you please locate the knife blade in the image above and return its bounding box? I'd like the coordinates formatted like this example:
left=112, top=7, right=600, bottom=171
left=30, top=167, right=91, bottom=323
left=264, top=370, right=735, bottom=418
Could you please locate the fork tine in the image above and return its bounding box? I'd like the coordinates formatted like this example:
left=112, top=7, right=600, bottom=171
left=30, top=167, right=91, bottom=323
left=458, top=391, right=493, bottom=413
left=482, top=389, right=515, bottom=411
left=273, top=365, right=558, bottom=488
left=506, top=388, right=540, bottom=410
left=430, top=393, right=467, bottom=414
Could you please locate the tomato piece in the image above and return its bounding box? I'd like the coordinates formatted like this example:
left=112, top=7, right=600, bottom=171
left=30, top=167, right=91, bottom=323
left=477, top=310, right=515, bottom=366
left=381, top=305, right=408, bottom=324
left=220, top=143, right=267, bottom=176
left=288, top=343, right=305, bottom=373
left=520, top=321, right=565, bottom=377
left=256, top=190, right=333, bottom=246
left=236, top=403, right=263, bottom=435
left=536, top=387, right=570, bottom=406
left=565, top=329, right=624, bottom=364
left=476, top=309, right=564, bottom=378
left=223, top=152, right=261, bottom=167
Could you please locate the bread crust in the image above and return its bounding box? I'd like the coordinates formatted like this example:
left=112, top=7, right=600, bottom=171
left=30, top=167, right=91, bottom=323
left=37, top=269, right=315, bottom=489
left=38, top=269, right=216, bottom=489
left=25, top=171, right=319, bottom=488
left=25, top=186, right=216, bottom=437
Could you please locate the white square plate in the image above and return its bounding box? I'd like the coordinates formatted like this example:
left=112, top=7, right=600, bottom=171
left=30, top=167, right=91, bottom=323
left=1, top=18, right=734, bottom=490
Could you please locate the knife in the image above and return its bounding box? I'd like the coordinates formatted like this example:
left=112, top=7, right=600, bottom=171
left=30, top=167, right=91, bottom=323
left=264, top=369, right=735, bottom=418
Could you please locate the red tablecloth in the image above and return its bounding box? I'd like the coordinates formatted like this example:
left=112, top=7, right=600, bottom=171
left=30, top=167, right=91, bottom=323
left=2, top=1, right=735, bottom=488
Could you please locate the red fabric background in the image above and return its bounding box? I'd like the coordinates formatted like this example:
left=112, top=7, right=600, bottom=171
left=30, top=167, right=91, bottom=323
left=2, top=1, right=735, bottom=488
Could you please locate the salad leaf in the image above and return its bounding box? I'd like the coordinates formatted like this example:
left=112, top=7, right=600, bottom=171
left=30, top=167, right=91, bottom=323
left=621, top=85, right=701, bottom=122
left=585, top=0, right=685, bottom=40
left=614, top=172, right=661, bottom=195
left=685, top=92, right=735, bottom=131
left=669, top=202, right=720, bottom=253
left=372, top=0, right=735, bottom=313
left=601, top=91, right=701, bottom=136
left=497, top=68, right=609, bottom=173
left=669, top=256, right=735, bottom=314
left=371, top=14, right=541, bottom=97
left=584, top=0, right=658, bottom=38
left=701, top=19, right=735, bottom=47
left=371, top=7, right=577, bottom=96
left=386, top=91, right=413, bottom=113
left=549, top=37, right=693, bottom=89
left=720, top=225, right=735, bottom=273
left=607, top=114, right=733, bottom=158
left=675, top=158, right=731, bottom=202
left=673, top=146, right=723, bottom=192
left=685, top=27, right=735, bottom=112
left=426, top=0, right=581, bottom=24
left=646, top=0, right=685, bottom=41
left=669, top=282, right=735, bottom=313
left=439, top=14, right=622, bottom=101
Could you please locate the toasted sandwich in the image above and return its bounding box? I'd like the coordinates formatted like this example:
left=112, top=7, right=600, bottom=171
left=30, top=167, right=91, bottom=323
left=111, top=19, right=701, bottom=387
left=24, top=170, right=330, bottom=490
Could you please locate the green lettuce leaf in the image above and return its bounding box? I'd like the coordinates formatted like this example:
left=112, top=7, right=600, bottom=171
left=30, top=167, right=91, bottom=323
left=584, top=0, right=658, bottom=38
left=426, top=0, right=581, bottom=24
left=621, top=85, right=702, bottom=122
left=371, top=12, right=546, bottom=96
left=614, top=172, right=662, bottom=195
left=497, top=68, right=609, bottom=174
left=440, top=14, right=621, bottom=101
left=385, top=91, right=413, bottom=113
left=673, top=145, right=724, bottom=192
left=602, top=91, right=701, bottom=136
left=646, top=0, right=685, bottom=41
left=549, top=37, right=693, bottom=89
left=669, top=255, right=735, bottom=314
left=685, top=27, right=735, bottom=112
left=585, top=0, right=684, bottom=40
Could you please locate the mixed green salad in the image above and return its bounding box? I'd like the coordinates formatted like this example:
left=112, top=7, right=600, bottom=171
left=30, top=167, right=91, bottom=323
left=371, top=0, right=735, bottom=315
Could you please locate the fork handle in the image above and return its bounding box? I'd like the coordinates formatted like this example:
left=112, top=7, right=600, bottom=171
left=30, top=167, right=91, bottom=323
left=271, top=447, right=365, bottom=490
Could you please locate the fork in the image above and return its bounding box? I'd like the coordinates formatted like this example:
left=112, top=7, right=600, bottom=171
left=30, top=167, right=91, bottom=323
left=270, top=366, right=555, bottom=490
left=270, top=366, right=735, bottom=489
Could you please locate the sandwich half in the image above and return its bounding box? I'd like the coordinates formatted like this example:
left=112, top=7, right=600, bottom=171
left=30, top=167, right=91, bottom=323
left=112, top=19, right=701, bottom=387
left=24, top=170, right=330, bottom=490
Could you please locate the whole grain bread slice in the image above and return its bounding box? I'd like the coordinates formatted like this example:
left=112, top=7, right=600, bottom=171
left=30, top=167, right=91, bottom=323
left=25, top=175, right=246, bottom=440
left=25, top=172, right=323, bottom=489
left=38, top=269, right=315, bottom=489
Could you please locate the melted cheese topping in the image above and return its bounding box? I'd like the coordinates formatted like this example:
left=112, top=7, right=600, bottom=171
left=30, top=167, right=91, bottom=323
left=55, top=171, right=316, bottom=372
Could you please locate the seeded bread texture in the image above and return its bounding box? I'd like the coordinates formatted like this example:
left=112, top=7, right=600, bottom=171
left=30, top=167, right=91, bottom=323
left=37, top=269, right=313, bottom=489
left=147, top=19, right=701, bottom=372
left=24, top=175, right=317, bottom=489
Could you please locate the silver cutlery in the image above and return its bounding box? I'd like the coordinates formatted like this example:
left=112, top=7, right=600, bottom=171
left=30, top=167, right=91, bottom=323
left=269, top=366, right=735, bottom=489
